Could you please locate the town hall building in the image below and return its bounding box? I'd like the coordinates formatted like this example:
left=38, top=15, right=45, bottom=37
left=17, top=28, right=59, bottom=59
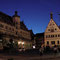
left=44, top=12, right=60, bottom=47
left=0, top=11, right=33, bottom=49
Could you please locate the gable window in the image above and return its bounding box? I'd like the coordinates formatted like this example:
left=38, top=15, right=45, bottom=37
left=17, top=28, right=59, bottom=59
left=55, top=28, right=57, bottom=30
left=48, top=29, right=50, bottom=31
left=58, top=35, right=60, bottom=37
left=51, top=29, right=54, bottom=32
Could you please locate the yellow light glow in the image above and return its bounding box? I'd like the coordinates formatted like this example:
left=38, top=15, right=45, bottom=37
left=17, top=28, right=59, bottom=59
left=22, top=42, right=24, bottom=44
left=18, top=41, right=21, bottom=44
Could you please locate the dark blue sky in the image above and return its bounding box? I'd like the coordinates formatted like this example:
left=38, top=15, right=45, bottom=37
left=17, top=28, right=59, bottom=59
left=0, top=0, right=60, bottom=34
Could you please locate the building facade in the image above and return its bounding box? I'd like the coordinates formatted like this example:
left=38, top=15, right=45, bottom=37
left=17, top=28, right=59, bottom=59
left=44, top=12, right=60, bottom=47
left=0, top=11, right=33, bottom=49
left=34, top=33, right=44, bottom=49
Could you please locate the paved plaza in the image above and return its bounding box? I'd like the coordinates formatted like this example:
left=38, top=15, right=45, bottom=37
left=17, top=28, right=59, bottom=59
left=0, top=53, right=60, bottom=60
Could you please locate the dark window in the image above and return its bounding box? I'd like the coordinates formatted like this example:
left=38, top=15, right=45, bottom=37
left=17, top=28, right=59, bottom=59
left=48, top=29, right=50, bottom=31
left=57, top=41, right=59, bottom=44
left=55, top=35, right=57, bottom=37
left=51, top=41, right=55, bottom=44
left=51, top=29, right=54, bottom=32
left=51, top=35, right=54, bottom=37
left=47, top=41, right=49, bottom=45
left=55, top=28, right=57, bottom=30
left=58, top=35, right=60, bottom=37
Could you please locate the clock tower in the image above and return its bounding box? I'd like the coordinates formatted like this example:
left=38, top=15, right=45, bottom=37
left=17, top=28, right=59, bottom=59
left=12, top=11, right=20, bottom=29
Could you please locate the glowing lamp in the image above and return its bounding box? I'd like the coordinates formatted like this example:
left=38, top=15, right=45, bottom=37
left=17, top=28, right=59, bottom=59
left=18, top=41, right=21, bottom=45
left=33, top=45, right=35, bottom=49
left=22, top=42, right=24, bottom=44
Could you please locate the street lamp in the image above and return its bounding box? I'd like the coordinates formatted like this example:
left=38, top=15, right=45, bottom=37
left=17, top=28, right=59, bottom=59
left=33, top=45, right=35, bottom=49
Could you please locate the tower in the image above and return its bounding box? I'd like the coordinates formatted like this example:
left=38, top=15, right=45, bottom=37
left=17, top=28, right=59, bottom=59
left=44, top=12, right=60, bottom=47
left=12, top=11, right=20, bottom=29
left=50, top=12, right=53, bottom=19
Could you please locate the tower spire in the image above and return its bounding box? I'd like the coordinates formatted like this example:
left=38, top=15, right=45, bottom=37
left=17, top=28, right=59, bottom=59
left=12, top=11, right=20, bottom=17
left=15, top=11, right=18, bottom=15
left=50, top=12, right=53, bottom=19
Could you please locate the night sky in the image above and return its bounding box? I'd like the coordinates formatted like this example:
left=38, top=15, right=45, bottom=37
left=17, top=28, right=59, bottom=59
left=0, top=0, right=60, bottom=34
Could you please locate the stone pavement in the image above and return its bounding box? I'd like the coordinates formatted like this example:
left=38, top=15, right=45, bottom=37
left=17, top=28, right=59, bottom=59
left=0, top=53, right=60, bottom=60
